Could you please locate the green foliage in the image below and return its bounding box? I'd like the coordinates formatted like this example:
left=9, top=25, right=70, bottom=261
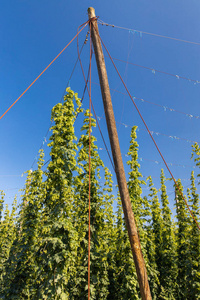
left=2, top=152, right=45, bottom=299
left=0, top=194, right=17, bottom=297
left=175, top=179, right=191, bottom=299
left=1, top=90, right=200, bottom=299
left=70, top=110, right=109, bottom=299
left=146, top=176, right=161, bottom=298
left=159, top=169, right=177, bottom=299
left=110, top=196, right=139, bottom=299
left=127, top=126, right=147, bottom=226
left=35, top=88, right=81, bottom=299
left=187, top=171, right=200, bottom=299
left=126, top=126, right=149, bottom=273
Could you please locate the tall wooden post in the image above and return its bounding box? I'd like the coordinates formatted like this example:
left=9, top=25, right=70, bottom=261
left=88, top=7, right=152, bottom=300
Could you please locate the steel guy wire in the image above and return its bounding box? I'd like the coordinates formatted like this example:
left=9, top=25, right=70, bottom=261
left=107, top=56, right=200, bottom=85
left=98, top=19, right=200, bottom=46
left=92, top=82, right=200, bottom=121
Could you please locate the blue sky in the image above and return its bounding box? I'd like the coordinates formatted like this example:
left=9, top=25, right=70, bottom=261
left=1, top=0, right=200, bottom=213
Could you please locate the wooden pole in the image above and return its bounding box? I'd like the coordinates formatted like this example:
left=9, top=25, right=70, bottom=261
left=88, top=7, right=152, bottom=300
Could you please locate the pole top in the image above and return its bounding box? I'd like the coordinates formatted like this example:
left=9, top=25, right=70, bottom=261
left=87, top=7, right=96, bottom=19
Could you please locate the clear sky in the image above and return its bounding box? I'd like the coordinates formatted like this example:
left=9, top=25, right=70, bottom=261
left=1, top=0, right=200, bottom=213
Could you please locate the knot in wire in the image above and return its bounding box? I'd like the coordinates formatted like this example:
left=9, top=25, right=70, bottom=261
left=88, top=16, right=99, bottom=25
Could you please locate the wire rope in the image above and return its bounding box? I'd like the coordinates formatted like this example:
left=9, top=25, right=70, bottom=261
left=88, top=23, right=92, bottom=300
left=98, top=19, right=200, bottom=46
left=0, top=22, right=88, bottom=121
left=107, top=56, right=200, bottom=84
